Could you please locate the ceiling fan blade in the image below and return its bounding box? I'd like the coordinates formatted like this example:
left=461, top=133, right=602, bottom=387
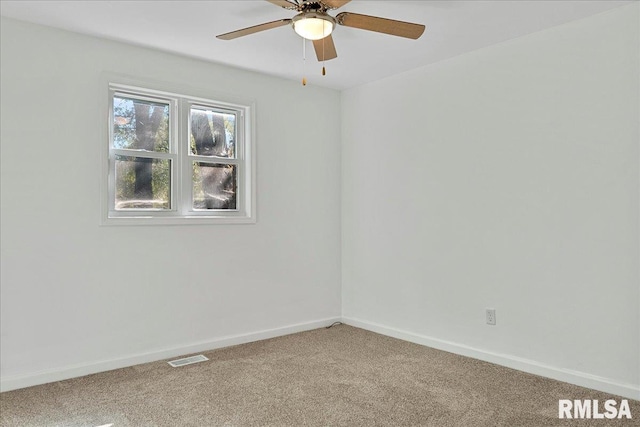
left=217, top=19, right=292, bottom=40
left=266, top=0, right=299, bottom=9
left=312, top=34, right=338, bottom=61
left=320, top=0, right=351, bottom=9
left=336, top=12, right=425, bottom=39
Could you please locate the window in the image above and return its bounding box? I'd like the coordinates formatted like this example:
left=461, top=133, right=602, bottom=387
left=104, top=83, right=254, bottom=224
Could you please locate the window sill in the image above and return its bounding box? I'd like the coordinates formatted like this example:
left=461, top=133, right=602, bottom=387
left=100, top=215, right=256, bottom=226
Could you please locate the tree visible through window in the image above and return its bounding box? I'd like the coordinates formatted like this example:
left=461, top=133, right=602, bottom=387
left=113, top=96, right=171, bottom=209
left=105, top=84, right=253, bottom=224
left=190, top=107, right=237, bottom=210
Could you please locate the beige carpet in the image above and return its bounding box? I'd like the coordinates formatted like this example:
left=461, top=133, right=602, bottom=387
left=1, top=325, right=637, bottom=426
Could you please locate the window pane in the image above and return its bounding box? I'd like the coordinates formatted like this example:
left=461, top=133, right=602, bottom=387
left=113, top=95, right=169, bottom=152
left=190, top=107, right=235, bottom=158
left=193, top=163, right=237, bottom=210
left=115, top=155, right=171, bottom=210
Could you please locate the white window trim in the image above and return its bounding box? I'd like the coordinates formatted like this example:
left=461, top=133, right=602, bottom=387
left=100, top=76, right=256, bottom=225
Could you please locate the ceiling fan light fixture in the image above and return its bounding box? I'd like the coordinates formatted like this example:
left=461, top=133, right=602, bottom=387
left=292, top=12, right=335, bottom=40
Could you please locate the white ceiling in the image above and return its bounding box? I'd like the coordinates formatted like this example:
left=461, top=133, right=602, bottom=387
left=0, top=0, right=631, bottom=90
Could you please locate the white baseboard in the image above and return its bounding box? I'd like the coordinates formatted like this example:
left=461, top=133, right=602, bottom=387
left=342, top=317, right=640, bottom=401
left=0, top=316, right=341, bottom=393
left=4, top=316, right=638, bottom=400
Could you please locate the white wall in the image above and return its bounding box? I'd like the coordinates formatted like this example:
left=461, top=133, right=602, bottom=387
left=0, top=17, right=342, bottom=390
left=342, top=4, right=639, bottom=398
left=2, top=4, right=639, bottom=399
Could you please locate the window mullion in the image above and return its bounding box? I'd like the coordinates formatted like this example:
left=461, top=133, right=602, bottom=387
left=179, top=98, right=191, bottom=216
left=168, top=97, right=178, bottom=215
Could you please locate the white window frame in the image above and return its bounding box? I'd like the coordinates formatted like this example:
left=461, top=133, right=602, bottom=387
left=102, top=81, right=255, bottom=225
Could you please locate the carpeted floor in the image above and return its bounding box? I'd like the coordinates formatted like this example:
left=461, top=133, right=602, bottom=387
left=1, top=324, right=637, bottom=426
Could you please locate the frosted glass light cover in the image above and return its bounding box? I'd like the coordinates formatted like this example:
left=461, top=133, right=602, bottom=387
left=294, top=17, right=333, bottom=40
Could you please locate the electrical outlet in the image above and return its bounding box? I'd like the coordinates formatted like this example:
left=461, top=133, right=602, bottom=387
left=486, top=308, right=496, bottom=325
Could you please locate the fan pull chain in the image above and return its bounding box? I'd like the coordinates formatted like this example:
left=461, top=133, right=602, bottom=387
left=322, top=21, right=326, bottom=76
left=322, top=33, right=326, bottom=76
left=302, top=37, right=307, bottom=86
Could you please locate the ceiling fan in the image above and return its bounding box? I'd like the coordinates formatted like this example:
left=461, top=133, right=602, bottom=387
left=216, top=0, right=426, bottom=63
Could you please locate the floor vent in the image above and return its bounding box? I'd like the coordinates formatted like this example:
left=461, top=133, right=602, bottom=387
left=167, top=354, right=209, bottom=367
